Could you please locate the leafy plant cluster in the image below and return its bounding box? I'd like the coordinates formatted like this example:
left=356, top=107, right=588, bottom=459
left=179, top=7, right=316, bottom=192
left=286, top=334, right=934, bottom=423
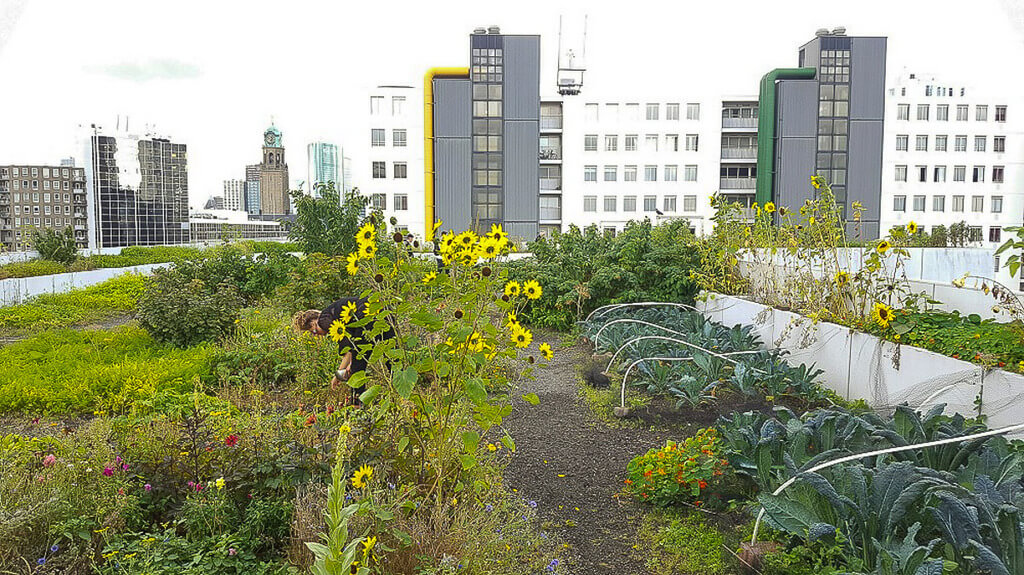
left=32, top=226, right=80, bottom=264
left=0, top=272, right=144, bottom=334
left=625, top=429, right=730, bottom=506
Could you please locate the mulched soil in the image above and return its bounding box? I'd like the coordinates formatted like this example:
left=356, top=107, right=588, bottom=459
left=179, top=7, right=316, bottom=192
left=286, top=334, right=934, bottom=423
left=504, top=335, right=678, bottom=574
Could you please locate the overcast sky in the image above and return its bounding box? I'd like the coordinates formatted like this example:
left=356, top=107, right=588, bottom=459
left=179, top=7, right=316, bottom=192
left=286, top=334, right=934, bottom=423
left=1, top=0, right=1023, bottom=208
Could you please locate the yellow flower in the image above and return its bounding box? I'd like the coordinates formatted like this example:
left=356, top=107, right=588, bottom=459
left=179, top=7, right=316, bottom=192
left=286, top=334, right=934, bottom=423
left=339, top=424, right=351, bottom=434
left=352, top=464, right=373, bottom=489
left=764, top=202, right=776, bottom=213
left=358, top=241, right=377, bottom=260
left=522, top=279, right=542, bottom=300
left=506, top=311, right=518, bottom=326
left=363, top=535, right=377, bottom=555
left=455, top=230, right=478, bottom=249
left=488, top=443, right=497, bottom=452
left=511, top=324, right=533, bottom=348
left=439, top=231, right=455, bottom=254
left=215, top=477, right=225, bottom=490
left=477, top=236, right=500, bottom=259
left=743, top=226, right=751, bottom=237
left=504, top=281, right=521, bottom=297
left=907, top=221, right=918, bottom=235
left=876, top=239, right=891, bottom=255
left=339, top=301, right=358, bottom=324
left=872, top=302, right=895, bottom=328
left=539, top=342, right=554, bottom=361
left=809, top=216, right=816, bottom=225
left=357, top=222, right=376, bottom=245
left=835, top=271, right=850, bottom=286
left=346, top=252, right=359, bottom=276
left=328, top=320, right=348, bottom=342
left=811, top=176, right=822, bottom=189
left=422, top=271, right=437, bottom=284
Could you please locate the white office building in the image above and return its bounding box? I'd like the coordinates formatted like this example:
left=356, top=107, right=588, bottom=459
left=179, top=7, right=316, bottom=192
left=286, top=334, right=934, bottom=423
left=222, top=179, right=245, bottom=211
left=882, top=72, right=1023, bottom=248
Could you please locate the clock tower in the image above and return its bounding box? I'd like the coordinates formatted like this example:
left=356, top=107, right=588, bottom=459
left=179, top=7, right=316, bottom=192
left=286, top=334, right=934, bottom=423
left=259, top=122, right=290, bottom=215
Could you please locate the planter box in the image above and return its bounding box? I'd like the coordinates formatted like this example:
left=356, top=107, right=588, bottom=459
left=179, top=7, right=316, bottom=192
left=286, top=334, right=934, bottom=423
left=0, top=263, right=169, bottom=307
left=699, top=292, right=1024, bottom=433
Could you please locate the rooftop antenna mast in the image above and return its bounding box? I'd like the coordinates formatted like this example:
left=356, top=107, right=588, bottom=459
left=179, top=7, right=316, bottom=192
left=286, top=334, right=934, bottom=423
left=556, top=14, right=587, bottom=96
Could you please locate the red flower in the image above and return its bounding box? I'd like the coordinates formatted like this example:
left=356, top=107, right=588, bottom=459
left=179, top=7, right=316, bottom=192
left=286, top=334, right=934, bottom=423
left=224, top=435, right=240, bottom=447
left=305, top=414, right=317, bottom=426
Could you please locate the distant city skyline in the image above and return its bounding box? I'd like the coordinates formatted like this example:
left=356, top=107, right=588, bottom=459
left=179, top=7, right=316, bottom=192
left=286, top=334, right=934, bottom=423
left=1, top=0, right=1023, bottom=208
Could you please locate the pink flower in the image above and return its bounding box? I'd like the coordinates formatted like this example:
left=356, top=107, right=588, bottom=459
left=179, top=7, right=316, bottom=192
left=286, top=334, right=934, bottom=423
left=122, top=463, right=129, bottom=471
left=228, top=548, right=237, bottom=556
left=115, top=456, right=122, bottom=465
left=144, top=483, right=152, bottom=492
left=42, top=455, right=56, bottom=467
left=224, top=435, right=240, bottom=447
left=102, top=467, right=113, bottom=477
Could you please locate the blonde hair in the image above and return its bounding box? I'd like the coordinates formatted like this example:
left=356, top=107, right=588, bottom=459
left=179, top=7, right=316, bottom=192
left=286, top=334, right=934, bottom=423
left=292, top=309, right=322, bottom=333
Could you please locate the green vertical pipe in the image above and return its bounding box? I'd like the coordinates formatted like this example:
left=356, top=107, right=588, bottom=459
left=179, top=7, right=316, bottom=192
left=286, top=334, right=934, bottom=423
left=755, top=67, right=817, bottom=206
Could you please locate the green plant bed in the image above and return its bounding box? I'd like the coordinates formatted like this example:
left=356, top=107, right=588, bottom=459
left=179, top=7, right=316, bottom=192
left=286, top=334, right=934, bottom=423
left=0, top=325, right=217, bottom=415
left=635, top=509, right=743, bottom=575
left=0, top=273, right=144, bottom=335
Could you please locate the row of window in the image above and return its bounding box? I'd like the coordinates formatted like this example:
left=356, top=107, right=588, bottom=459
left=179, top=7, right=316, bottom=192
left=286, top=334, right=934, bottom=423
left=892, top=194, right=1004, bottom=214
left=370, top=129, right=407, bottom=147
left=583, top=165, right=698, bottom=183
left=584, top=103, right=701, bottom=122
left=2, top=167, right=81, bottom=178
left=894, top=164, right=1005, bottom=184
left=13, top=217, right=77, bottom=228
left=14, top=205, right=79, bottom=215
left=368, top=193, right=409, bottom=211
left=11, top=192, right=78, bottom=203
left=582, top=194, right=698, bottom=213
left=9, top=180, right=79, bottom=191
left=371, top=161, right=407, bottom=179
left=895, top=103, right=1007, bottom=122
left=369, top=95, right=406, bottom=116
left=583, top=134, right=699, bottom=153
left=894, top=134, right=1005, bottom=153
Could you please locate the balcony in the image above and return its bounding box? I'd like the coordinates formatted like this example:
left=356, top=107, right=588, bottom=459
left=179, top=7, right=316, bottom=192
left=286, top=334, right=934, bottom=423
left=75, top=225, right=87, bottom=231
left=539, top=148, right=561, bottom=162
left=75, top=211, right=86, bottom=218
left=720, top=177, right=756, bottom=190
left=540, top=116, right=563, bottom=131
left=721, top=147, right=758, bottom=160
left=722, top=117, right=758, bottom=129
left=540, top=178, right=562, bottom=191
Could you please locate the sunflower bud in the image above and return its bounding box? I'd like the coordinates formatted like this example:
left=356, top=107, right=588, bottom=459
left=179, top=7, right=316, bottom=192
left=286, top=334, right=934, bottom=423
left=501, top=294, right=510, bottom=302
left=389, top=216, right=398, bottom=226
left=393, top=232, right=403, bottom=243
left=454, top=309, right=464, bottom=319
left=482, top=266, right=492, bottom=277
left=374, top=273, right=384, bottom=283
left=528, top=356, right=535, bottom=364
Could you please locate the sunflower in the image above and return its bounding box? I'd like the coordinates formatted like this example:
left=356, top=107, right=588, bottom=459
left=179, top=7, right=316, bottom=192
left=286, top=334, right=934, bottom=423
left=778, top=206, right=788, bottom=216
left=511, top=324, right=533, bottom=348
left=504, top=281, right=521, bottom=298
left=835, top=271, right=850, bottom=286
left=743, top=226, right=751, bottom=237
left=346, top=252, right=359, bottom=276
left=907, top=221, right=918, bottom=235
left=522, top=279, right=542, bottom=300
left=439, top=231, right=455, bottom=254
left=455, top=230, right=478, bottom=249
left=359, top=241, right=377, bottom=260
left=422, top=271, right=437, bottom=284
left=477, top=237, right=500, bottom=259
left=876, top=239, right=891, bottom=255
left=811, top=176, right=822, bottom=189
left=351, top=464, right=373, bottom=489
left=809, top=216, right=816, bottom=225
left=339, top=301, right=358, bottom=324
left=506, top=311, right=518, bottom=326
left=467, top=331, right=485, bottom=353
left=872, top=302, right=895, bottom=328
left=539, top=342, right=554, bottom=361
left=357, top=223, right=376, bottom=245
left=328, top=319, right=348, bottom=342
left=764, top=202, right=776, bottom=214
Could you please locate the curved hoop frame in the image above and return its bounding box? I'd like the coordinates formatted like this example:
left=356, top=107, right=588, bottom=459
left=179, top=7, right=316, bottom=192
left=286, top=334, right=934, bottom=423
left=619, top=356, right=695, bottom=408
left=584, top=301, right=700, bottom=324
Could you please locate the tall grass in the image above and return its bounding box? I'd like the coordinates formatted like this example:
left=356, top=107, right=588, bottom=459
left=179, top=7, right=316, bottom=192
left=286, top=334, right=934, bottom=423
left=0, top=273, right=144, bottom=334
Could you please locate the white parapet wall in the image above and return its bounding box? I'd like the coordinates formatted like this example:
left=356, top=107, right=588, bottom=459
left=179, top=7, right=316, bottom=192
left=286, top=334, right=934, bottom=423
left=0, top=263, right=170, bottom=307
left=699, top=292, right=1024, bottom=433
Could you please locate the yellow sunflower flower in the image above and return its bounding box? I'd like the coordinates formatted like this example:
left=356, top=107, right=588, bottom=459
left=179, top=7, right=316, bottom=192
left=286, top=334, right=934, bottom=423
left=835, top=271, right=850, bottom=286
left=477, top=237, right=500, bottom=259
left=522, top=280, right=542, bottom=300
left=439, top=231, right=456, bottom=254
left=539, top=342, right=554, bottom=361
left=876, top=239, right=891, bottom=255
left=356, top=222, right=376, bottom=245
left=422, top=271, right=437, bottom=284
left=339, top=301, right=358, bottom=324
left=455, top=230, right=478, bottom=249
left=346, top=252, right=359, bottom=276
left=351, top=464, right=373, bottom=489
left=764, top=202, right=776, bottom=213
left=872, top=302, right=895, bottom=328
left=511, top=324, right=533, bottom=348
left=907, top=221, right=918, bottom=235
left=506, top=311, right=518, bottom=326
left=504, top=281, right=521, bottom=298
left=328, top=320, right=348, bottom=342
left=359, top=241, right=377, bottom=260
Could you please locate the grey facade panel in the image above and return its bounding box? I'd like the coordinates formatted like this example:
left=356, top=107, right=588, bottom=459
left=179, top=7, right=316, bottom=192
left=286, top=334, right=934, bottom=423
left=505, top=221, right=538, bottom=242
left=435, top=138, right=472, bottom=233
left=434, top=78, right=471, bottom=138
left=502, top=36, right=541, bottom=121
left=846, top=119, right=883, bottom=229
left=503, top=120, right=539, bottom=227
left=850, top=38, right=887, bottom=121
left=777, top=80, right=818, bottom=139
left=775, top=137, right=817, bottom=210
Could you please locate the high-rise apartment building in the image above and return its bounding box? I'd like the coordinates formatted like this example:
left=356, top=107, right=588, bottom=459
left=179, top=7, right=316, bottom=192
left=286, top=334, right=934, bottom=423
left=222, top=179, right=245, bottom=211
left=362, top=85, right=424, bottom=236
left=244, top=164, right=261, bottom=215
left=0, top=163, right=88, bottom=250
left=82, top=126, right=190, bottom=248
left=258, top=123, right=289, bottom=216
left=428, top=27, right=541, bottom=241
left=881, top=72, right=1022, bottom=248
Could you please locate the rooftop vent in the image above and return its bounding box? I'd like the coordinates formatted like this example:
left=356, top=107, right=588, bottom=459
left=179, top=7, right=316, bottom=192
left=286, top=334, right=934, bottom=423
left=832, top=26, right=847, bottom=35
left=815, top=28, right=830, bottom=37
left=473, top=27, right=487, bottom=34
left=488, top=25, right=501, bottom=34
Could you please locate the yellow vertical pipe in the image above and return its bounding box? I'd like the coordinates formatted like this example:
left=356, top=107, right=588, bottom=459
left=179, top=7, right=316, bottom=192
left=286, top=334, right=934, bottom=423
left=423, top=67, right=469, bottom=238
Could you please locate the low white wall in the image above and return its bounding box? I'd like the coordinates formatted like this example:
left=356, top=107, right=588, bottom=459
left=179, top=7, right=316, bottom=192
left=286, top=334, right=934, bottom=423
left=0, top=263, right=169, bottom=306
left=700, top=292, right=1024, bottom=434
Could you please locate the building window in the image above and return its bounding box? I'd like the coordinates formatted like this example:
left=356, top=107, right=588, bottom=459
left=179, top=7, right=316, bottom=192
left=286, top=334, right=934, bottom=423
left=994, top=136, right=1006, bottom=153
left=371, top=129, right=385, bottom=147
left=895, top=165, right=907, bottom=182
left=954, top=165, right=966, bottom=182
left=584, top=165, right=597, bottom=182
left=956, top=104, right=969, bottom=121
left=371, top=193, right=386, bottom=209
left=605, top=135, right=618, bottom=151
left=937, top=104, right=949, bottom=121
left=913, top=195, right=926, bottom=211
left=393, top=129, right=407, bottom=147
left=976, top=105, right=989, bottom=121
left=935, top=135, right=947, bottom=151
left=392, top=96, right=405, bottom=116
left=685, top=103, right=700, bottom=120
left=968, top=226, right=983, bottom=243
left=372, top=161, right=386, bottom=178
left=954, top=135, right=967, bottom=152
left=394, top=194, right=408, bottom=211
left=394, top=162, right=407, bottom=179
left=953, top=195, right=965, bottom=212
left=644, top=165, right=657, bottom=182
left=897, top=104, right=910, bottom=120
left=604, top=103, right=619, bottom=121
left=604, top=165, right=617, bottom=181
left=990, top=227, right=1002, bottom=242
left=643, top=195, right=657, bottom=212
left=645, top=134, right=659, bottom=152
left=603, top=196, right=617, bottom=212
left=917, top=104, right=929, bottom=121
left=624, top=165, right=637, bottom=182
left=623, top=196, right=637, bottom=212
left=583, top=196, right=597, bottom=212
left=625, top=103, right=640, bottom=121
left=917, top=165, right=927, bottom=182
left=683, top=195, right=697, bottom=212
left=893, top=195, right=906, bottom=211
left=992, top=195, right=1003, bottom=213
left=684, top=165, right=698, bottom=182
left=624, top=135, right=637, bottom=151
left=895, top=135, right=908, bottom=151
left=933, top=195, right=945, bottom=212
left=666, top=103, right=680, bottom=120
left=973, top=166, right=985, bottom=183
left=915, top=135, right=928, bottom=151
left=539, top=196, right=561, bottom=220
left=645, top=103, right=659, bottom=120
left=972, top=195, right=984, bottom=212
left=685, top=134, right=698, bottom=152
left=934, top=166, right=946, bottom=182
left=584, top=135, right=597, bottom=152
left=666, top=134, right=679, bottom=152
left=995, top=105, right=1007, bottom=122
left=993, top=166, right=1005, bottom=183
left=974, top=136, right=987, bottom=152
left=585, top=103, right=599, bottom=122
left=664, top=165, right=678, bottom=181
left=370, top=96, right=384, bottom=114
left=664, top=196, right=677, bottom=212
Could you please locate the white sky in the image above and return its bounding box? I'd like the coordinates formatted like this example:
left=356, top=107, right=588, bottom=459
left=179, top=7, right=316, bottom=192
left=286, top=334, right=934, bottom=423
left=1, top=0, right=1023, bottom=208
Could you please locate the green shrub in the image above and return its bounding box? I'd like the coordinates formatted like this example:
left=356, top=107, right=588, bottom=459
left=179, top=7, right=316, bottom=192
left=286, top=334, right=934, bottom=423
left=138, top=270, right=244, bottom=347
left=0, top=258, right=73, bottom=279
left=31, top=226, right=79, bottom=264
left=288, top=181, right=369, bottom=257
left=636, top=510, right=731, bottom=575
left=272, top=252, right=359, bottom=311
left=0, top=273, right=144, bottom=334
left=625, top=429, right=730, bottom=507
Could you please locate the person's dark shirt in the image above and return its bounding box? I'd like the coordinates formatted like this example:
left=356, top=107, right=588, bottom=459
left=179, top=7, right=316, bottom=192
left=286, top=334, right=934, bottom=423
left=317, top=297, right=395, bottom=373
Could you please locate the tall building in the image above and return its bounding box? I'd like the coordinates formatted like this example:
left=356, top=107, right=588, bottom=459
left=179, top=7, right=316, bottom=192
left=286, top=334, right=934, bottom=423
left=258, top=123, right=289, bottom=216
left=758, top=28, right=887, bottom=238
left=881, top=72, right=1022, bottom=249
left=362, top=85, right=424, bottom=236
left=0, top=163, right=88, bottom=250
left=428, top=26, right=541, bottom=241
left=719, top=99, right=760, bottom=216
left=307, top=142, right=345, bottom=196
left=82, top=126, right=190, bottom=249
left=204, top=195, right=225, bottom=210
left=244, top=164, right=261, bottom=215
left=222, top=179, right=245, bottom=211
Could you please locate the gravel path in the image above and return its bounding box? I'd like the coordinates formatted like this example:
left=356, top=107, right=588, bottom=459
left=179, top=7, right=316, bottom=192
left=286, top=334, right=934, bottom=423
left=504, top=336, right=676, bottom=574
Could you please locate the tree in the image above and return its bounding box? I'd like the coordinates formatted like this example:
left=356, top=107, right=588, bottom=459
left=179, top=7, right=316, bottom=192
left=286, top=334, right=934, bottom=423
left=31, top=227, right=78, bottom=264
left=289, top=182, right=370, bottom=256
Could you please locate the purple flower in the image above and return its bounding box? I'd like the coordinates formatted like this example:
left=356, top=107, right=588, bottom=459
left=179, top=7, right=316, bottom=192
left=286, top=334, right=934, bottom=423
left=528, top=500, right=537, bottom=508
left=144, top=483, right=152, bottom=492
left=187, top=480, right=195, bottom=488
left=37, top=557, right=46, bottom=565
left=122, top=463, right=129, bottom=471
left=50, top=544, right=59, bottom=552
left=546, top=558, right=560, bottom=572
left=485, top=504, right=494, bottom=512
left=228, top=548, right=237, bottom=556
left=115, top=456, right=122, bottom=465
left=102, top=467, right=113, bottom=477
